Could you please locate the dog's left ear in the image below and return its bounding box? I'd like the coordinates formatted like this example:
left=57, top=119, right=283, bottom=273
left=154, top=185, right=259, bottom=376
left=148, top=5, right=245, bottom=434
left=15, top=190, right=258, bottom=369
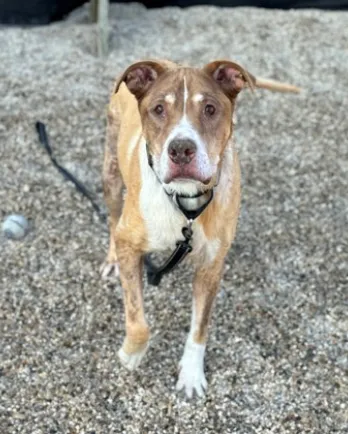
left=203, top=60, right=256, bottom=98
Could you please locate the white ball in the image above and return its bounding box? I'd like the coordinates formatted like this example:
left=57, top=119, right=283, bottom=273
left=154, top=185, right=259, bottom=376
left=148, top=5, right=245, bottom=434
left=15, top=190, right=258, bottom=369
left=2, top=214, right=29, bottom=240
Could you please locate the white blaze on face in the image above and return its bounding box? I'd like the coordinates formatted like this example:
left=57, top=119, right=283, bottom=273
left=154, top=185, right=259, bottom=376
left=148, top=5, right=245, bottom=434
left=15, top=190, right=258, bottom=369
left=183, top=76, right=189, bottom=114
left=157, top=76, right=216, bottom=194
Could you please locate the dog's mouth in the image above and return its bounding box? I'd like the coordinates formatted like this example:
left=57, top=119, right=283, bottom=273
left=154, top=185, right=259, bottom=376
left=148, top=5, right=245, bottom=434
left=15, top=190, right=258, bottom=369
left=164, top=173, right=212, bottom=186
left=163, top=159, right=212, bottom=185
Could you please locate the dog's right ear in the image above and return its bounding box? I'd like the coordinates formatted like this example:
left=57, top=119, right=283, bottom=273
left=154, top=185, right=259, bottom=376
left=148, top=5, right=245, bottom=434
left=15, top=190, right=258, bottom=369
left=113, top=60, right=169, bottom=100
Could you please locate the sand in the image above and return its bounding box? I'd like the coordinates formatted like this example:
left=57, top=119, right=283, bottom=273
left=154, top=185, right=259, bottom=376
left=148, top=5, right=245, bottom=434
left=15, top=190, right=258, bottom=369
left=0, top=3, right=347, bottom=433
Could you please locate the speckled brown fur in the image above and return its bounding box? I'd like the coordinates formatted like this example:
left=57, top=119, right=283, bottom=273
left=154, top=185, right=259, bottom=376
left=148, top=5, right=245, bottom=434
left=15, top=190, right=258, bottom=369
left=102, top=59, right=300, bottom=388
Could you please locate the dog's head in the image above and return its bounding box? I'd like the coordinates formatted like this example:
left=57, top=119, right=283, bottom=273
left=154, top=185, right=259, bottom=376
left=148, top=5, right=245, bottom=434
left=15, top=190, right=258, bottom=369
left=114, top=59, right=255, bottom=194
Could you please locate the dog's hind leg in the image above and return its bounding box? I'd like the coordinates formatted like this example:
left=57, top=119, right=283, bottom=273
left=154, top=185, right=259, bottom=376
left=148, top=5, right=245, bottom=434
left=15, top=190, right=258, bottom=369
left=100, top=111, right=124, bottom=279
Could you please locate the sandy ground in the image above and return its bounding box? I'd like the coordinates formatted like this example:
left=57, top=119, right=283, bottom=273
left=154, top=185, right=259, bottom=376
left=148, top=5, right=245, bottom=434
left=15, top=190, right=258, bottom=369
left=0, top=2, right=347, bottom=433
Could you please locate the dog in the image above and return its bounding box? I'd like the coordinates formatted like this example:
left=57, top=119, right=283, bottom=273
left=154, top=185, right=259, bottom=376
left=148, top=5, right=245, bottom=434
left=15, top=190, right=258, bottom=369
left=101, top=59, right=300, bottom=398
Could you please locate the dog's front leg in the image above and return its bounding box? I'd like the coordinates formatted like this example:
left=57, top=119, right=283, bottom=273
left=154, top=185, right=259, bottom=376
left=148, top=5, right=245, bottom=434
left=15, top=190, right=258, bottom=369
left=176, top=255, right=225, bottom=398
left=116, top=237, right=149, bottom=370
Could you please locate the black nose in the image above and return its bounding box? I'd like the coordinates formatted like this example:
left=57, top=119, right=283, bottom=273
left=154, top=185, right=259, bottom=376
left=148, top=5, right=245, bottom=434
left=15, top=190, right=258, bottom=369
left=168, top=139, right=197, bottom=165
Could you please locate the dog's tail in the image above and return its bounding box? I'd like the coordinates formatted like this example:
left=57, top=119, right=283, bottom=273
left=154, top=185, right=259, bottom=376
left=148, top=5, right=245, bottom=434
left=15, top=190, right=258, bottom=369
left=254, top=77, right=301, bottom=93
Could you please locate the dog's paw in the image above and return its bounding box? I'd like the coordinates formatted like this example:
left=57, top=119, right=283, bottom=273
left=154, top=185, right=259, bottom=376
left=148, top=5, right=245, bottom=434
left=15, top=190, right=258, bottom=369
left=176, top=341, right=207, bottom=398
left=176, top=363, right=207, bottom=399
left=100, top=261, right=119, bottom=280
left=118, top=344, right=148, bottom=370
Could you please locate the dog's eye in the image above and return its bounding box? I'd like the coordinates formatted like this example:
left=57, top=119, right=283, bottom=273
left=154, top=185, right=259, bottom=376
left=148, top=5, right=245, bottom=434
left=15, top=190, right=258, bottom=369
left=154, top=104, right=164, bottom=115
left=205, top=104, right=216, bottom=116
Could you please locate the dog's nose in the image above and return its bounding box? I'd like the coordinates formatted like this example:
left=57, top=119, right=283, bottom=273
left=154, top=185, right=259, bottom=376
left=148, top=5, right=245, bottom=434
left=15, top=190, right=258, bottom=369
left=168, top=139, right=197, bottom=165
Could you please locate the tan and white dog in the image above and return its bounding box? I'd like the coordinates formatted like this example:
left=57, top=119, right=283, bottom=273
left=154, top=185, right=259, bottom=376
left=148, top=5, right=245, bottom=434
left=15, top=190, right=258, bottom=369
left=101, top=59, right=300, bottom=398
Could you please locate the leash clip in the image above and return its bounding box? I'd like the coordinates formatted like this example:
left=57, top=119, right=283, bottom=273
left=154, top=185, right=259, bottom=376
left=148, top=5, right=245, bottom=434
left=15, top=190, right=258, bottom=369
left=182, top=219, right=193, bottom=241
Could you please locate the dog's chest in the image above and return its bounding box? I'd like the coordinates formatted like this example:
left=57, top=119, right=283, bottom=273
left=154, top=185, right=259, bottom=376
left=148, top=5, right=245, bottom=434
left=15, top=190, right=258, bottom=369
left=140, top=181, right=188, bottom=251
left=140, top=185, right=186, bottom=251
left=139, top=178, right=219, bottom=262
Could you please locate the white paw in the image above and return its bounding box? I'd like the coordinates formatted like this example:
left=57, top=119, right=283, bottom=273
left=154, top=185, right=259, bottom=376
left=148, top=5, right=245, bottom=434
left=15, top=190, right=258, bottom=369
left=176, top=364, right=207, bottom=398
left=118, top=345, right=148, bottom=370
left=100, top=261, right=119, bottom=280
left=176, top=341, right=207, bottom=398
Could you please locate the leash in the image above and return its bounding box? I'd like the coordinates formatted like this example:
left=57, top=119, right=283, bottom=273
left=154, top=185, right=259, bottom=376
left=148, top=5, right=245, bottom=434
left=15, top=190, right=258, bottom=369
left=35, top=121, right=107, bottom=223
left=35, top=121, right=215, bottom=286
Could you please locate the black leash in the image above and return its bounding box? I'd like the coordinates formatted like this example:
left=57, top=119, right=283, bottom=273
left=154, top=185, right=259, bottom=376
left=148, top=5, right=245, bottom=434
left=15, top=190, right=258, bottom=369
left=144, top=223, right=193, bottom=286
left=35, top=121, right=107, bottom=223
